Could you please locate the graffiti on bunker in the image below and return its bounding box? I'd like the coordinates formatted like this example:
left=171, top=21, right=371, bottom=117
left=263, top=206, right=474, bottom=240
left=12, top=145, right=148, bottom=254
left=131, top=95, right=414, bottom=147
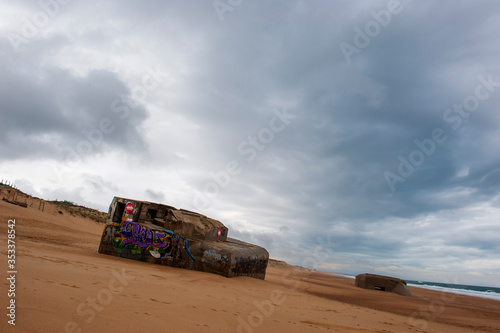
left=99, top=197, right=269, bottom=279
left=107, top=220, right=195, bottom=261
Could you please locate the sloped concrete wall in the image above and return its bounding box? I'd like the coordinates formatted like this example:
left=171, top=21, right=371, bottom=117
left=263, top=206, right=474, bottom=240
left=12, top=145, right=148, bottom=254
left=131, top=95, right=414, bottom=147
left=355, top=273, right=413, bottom=296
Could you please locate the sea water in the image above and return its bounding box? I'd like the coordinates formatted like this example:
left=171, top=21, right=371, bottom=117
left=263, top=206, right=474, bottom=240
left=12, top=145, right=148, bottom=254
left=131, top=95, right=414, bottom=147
left=406, top=281, right=500, bottom=301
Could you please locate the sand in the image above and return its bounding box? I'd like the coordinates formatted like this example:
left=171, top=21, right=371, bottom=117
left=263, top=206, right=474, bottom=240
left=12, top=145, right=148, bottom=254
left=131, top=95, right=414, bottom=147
left=1, top=198, right=500, bottom=333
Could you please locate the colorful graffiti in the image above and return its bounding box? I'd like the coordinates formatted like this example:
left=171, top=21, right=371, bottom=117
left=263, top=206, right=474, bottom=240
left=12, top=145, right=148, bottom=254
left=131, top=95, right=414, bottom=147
left=117, top=220, right=169, bottom=249
left=112, top=220, right=195, bottom=261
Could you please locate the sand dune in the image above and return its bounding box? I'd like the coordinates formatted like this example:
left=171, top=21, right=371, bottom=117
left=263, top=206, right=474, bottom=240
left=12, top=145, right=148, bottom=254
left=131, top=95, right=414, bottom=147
left=1, top=199, right=499, bottom=333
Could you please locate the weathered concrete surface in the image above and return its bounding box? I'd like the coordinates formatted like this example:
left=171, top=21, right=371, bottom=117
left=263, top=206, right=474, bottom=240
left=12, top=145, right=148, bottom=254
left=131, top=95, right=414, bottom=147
left=355, top=273, right=413, bottom=297
left=98, top=197, right=269, bottom=279
left=164, top=208, right=228, bottom=242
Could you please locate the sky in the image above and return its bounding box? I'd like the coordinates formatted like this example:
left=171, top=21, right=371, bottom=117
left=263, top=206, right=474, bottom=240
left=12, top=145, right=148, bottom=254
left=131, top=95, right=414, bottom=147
left=1, top=0, right=499, bottom=287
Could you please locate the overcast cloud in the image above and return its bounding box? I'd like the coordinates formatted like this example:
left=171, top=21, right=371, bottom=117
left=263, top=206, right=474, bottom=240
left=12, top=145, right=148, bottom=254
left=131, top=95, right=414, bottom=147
left=1, top=0, right=499, bottom=287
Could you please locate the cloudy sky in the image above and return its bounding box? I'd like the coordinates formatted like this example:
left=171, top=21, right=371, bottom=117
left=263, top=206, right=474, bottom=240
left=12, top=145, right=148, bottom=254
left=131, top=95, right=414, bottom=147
left=1, top=0, right=500, bottom=287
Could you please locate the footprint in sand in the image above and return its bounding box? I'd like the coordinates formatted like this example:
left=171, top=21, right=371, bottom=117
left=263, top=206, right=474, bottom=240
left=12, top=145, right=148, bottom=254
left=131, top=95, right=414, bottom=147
left=150, top=298, right=171, bottom=305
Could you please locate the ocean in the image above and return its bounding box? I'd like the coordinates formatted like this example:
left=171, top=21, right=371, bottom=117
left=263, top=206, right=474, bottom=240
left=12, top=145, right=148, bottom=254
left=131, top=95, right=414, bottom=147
left=406, top=280, right=500, bottom=301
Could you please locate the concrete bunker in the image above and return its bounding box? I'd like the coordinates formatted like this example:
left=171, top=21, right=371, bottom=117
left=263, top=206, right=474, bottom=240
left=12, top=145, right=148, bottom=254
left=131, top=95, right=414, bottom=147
left=355, top=273, right=413, bottom=297
left=98, top=196, right=269, bottom=279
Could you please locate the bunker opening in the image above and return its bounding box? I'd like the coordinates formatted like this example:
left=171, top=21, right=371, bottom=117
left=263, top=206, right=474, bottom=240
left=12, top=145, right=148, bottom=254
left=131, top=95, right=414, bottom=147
left=112, top=202, right=126, bottom=222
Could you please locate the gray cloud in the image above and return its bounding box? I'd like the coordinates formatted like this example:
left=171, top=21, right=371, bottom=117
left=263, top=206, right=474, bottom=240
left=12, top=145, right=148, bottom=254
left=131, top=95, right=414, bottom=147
left=144, top=189, right=166, bottom=203
left=0, top=37, right=148, bottom=161
left=1, top=0, right=500, bottom=286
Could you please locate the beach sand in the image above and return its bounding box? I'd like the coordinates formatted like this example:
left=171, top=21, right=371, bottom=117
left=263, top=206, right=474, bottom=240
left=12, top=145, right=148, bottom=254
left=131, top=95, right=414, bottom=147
left=1, top=198, right=500, bottom=333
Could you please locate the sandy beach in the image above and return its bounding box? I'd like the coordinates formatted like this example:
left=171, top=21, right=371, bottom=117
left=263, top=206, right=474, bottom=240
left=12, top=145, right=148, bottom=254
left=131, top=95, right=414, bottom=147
left=1, top=198, right=500, bottom=333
